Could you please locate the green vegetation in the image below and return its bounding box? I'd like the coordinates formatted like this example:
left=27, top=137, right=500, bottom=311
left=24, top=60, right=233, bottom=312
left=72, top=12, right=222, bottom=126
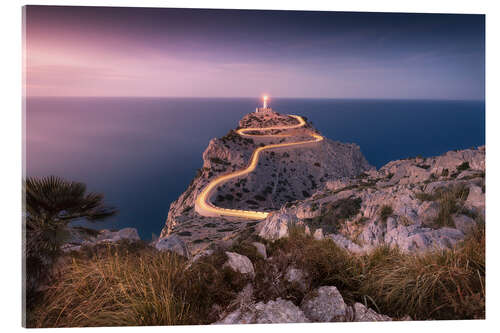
left=24, top=176, right=117, bottom=312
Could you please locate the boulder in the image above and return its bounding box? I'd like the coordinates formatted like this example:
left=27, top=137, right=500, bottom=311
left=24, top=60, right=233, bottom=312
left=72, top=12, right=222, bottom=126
left=466, top=185, right=485, bottom=210
left=417, top=201, right=440, bottom=224
left=216, top=298, right=309, bottom=324
left=301, top=286, right=348, bottom=322
left=453, top=214, right=477, bottom=234
left=351, top=302, right=392, bottom=322
left=251, top=242, right=267, bottom=259
left=224, top=252, right=255, bottom=277
left=258, top=213, right=298, bottom=240
left=155, top=234, right=190, bottom=257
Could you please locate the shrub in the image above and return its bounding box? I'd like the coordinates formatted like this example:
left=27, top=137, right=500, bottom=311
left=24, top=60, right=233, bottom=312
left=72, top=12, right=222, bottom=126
left=304, top=197, right=362, bottom=233
left=457, top=162, right=470, bottom=172
left=379, top=205, right=393, bottom=222
left=28, top=247, right=189, bottom=327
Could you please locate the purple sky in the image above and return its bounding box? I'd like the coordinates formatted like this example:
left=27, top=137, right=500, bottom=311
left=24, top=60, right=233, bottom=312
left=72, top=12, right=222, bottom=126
left=25, top=6, right=485, bottom=99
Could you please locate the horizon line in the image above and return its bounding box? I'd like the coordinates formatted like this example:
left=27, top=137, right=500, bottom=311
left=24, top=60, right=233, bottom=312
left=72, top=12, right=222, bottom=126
left=25, top=96, right=485, bottom=102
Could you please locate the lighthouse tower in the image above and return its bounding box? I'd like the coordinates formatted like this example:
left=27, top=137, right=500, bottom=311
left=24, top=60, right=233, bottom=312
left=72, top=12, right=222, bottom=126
left=256, top=95, right=273, bottom=113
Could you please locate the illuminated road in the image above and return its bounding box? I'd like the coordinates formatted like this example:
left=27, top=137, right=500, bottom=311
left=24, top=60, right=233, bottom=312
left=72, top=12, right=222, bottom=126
left=194, top=115, right=324, bottom=220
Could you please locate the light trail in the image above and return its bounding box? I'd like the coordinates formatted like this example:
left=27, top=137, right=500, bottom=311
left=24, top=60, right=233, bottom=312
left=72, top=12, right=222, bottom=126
left=194, top=115, right=324, bottom=220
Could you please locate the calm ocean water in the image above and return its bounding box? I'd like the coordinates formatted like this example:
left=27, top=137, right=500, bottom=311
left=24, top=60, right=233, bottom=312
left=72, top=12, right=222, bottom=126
left=25, top=97, right=485, bottom=239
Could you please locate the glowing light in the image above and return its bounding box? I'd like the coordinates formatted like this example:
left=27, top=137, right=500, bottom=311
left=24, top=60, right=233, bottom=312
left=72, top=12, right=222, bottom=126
left=194, top=114, right=324, bottom=220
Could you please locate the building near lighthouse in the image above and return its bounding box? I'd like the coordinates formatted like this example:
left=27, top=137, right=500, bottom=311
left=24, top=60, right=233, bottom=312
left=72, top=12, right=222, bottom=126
left=256, top=95, right=273, bottom=113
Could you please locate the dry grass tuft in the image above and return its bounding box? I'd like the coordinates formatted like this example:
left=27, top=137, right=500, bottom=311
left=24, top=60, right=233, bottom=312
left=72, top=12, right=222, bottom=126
left=28, top=223, right=485, bottom=326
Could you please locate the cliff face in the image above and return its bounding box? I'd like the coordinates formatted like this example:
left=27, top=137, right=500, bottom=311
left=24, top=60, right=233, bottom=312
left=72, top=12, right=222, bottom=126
left=160, top=111, right=373, bottom=250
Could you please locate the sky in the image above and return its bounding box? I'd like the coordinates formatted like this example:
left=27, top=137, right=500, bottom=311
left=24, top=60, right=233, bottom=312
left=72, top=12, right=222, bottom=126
left=24, top=6, right=485, bottom=99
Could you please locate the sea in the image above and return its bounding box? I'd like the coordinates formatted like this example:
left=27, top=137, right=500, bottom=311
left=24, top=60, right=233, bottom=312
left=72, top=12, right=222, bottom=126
left=25, top=97, right=485, bottom=239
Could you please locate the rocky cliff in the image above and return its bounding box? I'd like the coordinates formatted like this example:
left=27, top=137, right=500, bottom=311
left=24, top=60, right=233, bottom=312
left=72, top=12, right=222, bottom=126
left=160, top=109, right=484, bottom=256
left=258, top=146, right=485, bottom=253
left=160, top=110, right=373, bottom=250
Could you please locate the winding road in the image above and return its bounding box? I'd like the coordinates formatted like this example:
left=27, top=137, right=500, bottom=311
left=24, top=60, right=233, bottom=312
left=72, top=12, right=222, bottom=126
left=194, top=115, right=324, bottom=220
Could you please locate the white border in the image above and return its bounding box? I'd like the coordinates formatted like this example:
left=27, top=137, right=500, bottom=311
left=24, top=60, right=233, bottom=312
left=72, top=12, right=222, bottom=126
left=1, top=1, right=498, bottom=332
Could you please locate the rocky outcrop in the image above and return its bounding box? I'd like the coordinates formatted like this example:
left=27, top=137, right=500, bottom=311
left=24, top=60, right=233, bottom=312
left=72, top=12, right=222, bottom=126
left=257, top=146, right=485, bottom=254
left=61, top=227, right=141, bottom=252
left=300, top=286, right=348, bottom=322
left=216, top=283, right=390, bottom=324
left=350, top=302, right=392, bottom=322
left=258, top=213, right=299, bottom=240
left=216, top=298, right=310, bottom=324
left=155, top=234, right=190, bottom=257
left=160, top=110, right=373, bottom=253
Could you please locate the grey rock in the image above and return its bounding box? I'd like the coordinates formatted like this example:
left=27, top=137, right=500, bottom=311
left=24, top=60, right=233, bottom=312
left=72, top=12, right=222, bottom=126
left=466, top=185, right=485, bottom=210
left=251, top=242, right=267, bottom=259
left=351, top=303, right=392, bottom=322
left=258, top=213, right=298, bottom=240
left=453, top=214, right=477, bottom=234
left=417, top=201, right=440, bottom=224
left=216, top=298, right=309, bottom=324
left=155, top=234, right=190, bottom=257
left=224, top=252, right=255, bottom=277
left=301, top=286, right=348, bottom=322
left=96, top=228, right=140, bottom=243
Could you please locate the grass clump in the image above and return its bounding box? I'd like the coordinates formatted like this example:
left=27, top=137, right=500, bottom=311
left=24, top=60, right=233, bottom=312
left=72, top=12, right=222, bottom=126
left=414, top=184, right=470, bottom=228
left=28, top=224, right=485, bottom=326
left=268, top=225, right=485, bottom=320
left=28, top=243, right=250, bottom=327
left=28, top=246, right=189, bottom=327
left=360, top=225, right=485, bottom=320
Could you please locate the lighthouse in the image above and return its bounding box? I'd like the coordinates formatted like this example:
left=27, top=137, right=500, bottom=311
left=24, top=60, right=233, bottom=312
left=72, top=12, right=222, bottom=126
left=256, top=95, right=273, bottom=113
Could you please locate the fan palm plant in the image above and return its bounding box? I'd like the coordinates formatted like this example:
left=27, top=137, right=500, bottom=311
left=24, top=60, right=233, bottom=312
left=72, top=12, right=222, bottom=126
left=24, top=175, right=117, bottom=307
left=24, top=175, right=116, bottom=257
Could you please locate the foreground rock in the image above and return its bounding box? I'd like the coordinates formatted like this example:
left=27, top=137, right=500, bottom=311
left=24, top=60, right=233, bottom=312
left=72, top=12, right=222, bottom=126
left=216, top=298, right=310, bottom=324
left=155, top=235, right=190, bottom=257
left=224, top=252, right=255, bottom=277
left=350, top=302, right=392, bottom=322
left=62, top=227, right=141, bottom=252
left=216, top=284, right=390, bottom=324
left=301, top=286, right=348, bottom=322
